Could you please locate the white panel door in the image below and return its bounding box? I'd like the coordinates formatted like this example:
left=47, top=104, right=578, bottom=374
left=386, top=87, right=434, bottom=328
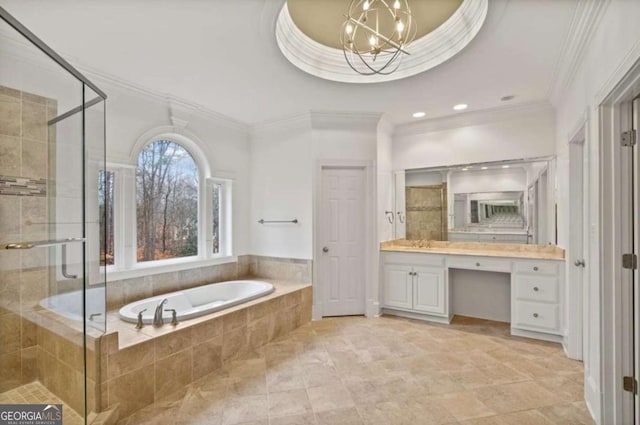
left=412, top=266, right=446, bottom=314
left=319, top=167, right=366, bottom=316
left=383, top=264, right=412, bottom=310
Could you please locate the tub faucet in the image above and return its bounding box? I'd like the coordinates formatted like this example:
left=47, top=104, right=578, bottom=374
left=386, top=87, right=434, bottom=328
left=153, top=298, right=168, bottom=327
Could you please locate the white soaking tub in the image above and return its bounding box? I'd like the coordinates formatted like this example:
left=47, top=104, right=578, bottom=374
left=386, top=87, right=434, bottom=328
left=39, top=286, right=106, bottom=322
left=118, top=280, right=274, bottom=324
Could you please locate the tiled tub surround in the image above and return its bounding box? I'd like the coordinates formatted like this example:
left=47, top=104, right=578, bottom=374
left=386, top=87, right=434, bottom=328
left=106, top=255, right=312, bottom=311
left=102, top=280, right=312, bottom=419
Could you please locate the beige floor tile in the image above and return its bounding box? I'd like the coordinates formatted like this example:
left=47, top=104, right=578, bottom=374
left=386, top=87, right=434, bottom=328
left=315, top=407, right=363, bottom=425
left=221, top=394, right=268, bottom=425
left=307, top=384, right=356, bottom=412
left=537, top=401, right=596, bottom=425
left=269, top=413, right=317, bottom=425
left=436, top=391, right=496, bottom=421
left=109, top=316, right=595, bottom=425
left=268, top=388, right=312, bottom=418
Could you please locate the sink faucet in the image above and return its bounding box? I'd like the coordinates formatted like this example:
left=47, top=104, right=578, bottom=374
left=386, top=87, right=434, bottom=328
left=153, top=298, right=168, bottom=327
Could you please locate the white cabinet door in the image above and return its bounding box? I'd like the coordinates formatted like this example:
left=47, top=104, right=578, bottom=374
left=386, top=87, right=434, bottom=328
left=412, top=266, right=446, bottom=314
left=383, top=265, right=412, bottom=310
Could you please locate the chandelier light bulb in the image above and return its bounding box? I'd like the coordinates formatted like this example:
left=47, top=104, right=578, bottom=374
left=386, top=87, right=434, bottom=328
left=346, top=24, right=353, bottom=34
left=369, top=35, right=377, bottom=46
left=394, top=0, right=401, bottom=9
left=363, top=0, right=370, bottom=11
left=397, top=21, right=404, bottom=33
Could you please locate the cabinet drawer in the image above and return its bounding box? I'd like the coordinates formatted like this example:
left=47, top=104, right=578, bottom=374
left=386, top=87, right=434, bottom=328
left=447, top=257, right=511, bottom=273
left=514, top=261, right=558, bottom=276
left=382, top=252, right=445, bottom=267
left=513, top=301, right=560, bottom=333
left=514, top=276, right=559, bottom=303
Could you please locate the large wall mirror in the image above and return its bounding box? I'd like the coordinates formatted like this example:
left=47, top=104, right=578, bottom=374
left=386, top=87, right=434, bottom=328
left=393, top=157, right=555, bottom=245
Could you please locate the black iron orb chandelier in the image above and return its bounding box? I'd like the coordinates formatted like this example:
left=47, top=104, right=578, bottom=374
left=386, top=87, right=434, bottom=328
left=341, top=0, right=417, bottom=75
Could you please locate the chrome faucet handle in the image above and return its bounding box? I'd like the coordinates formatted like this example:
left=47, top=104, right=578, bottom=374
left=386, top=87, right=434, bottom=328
left=136, top=308, right=147, bottom=329
left=165, top=309, right=178, bottom=326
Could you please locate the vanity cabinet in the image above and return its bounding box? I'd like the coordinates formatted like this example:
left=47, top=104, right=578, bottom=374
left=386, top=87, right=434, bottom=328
left=382, top=252, right=448, bottom=322
left=511, top=261, right=563, bottom=336
left=383, top=264, right=446, bottom=315
left=380, top=249, right=565, bottom=343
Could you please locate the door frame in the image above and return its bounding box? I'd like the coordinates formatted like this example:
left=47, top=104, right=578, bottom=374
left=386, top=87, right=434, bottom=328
left=598, top=57, right=640, bottom=425
left=566, top=113, right=589, bottom=362
left=313, top=159, right=376, bottom=320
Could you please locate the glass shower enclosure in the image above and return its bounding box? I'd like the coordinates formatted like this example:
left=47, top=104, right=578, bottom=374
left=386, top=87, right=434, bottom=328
left=0, top=7, right=107, bottom=424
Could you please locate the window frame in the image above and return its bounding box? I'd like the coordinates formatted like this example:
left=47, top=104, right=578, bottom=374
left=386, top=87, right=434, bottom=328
left=100, top=133, right=235, bottom=282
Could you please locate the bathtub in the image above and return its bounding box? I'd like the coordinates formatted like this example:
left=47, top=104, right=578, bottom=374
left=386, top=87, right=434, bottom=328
left=39, top=286, right=106, bottom=323
left=118, top=280, right=275, bottom=324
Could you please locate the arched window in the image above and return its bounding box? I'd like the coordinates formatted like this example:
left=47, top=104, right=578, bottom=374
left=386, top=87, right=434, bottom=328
left=136, top=140, right=199, bottom=262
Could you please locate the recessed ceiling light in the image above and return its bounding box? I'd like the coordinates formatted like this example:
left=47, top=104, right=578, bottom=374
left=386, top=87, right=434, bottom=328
left=453, top=104, right=468, bottom=111
left=502, top=165, right=510, bottom=168
left=481, top=166, right=488, bottom=170
left=412, top=111, right=426, bottom=118
left=501, top=95, right=515, bottom=102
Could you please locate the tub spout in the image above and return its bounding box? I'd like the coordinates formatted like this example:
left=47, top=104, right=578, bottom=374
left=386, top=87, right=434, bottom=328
left=153, top=298, right=168, bottom=327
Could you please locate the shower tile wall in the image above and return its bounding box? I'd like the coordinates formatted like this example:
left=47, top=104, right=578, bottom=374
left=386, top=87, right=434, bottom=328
left=0, top=85, right=56, bottom=393
left=406, top=184, right=448, bottom=241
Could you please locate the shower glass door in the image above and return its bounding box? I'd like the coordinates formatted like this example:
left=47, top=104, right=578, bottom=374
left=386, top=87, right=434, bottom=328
left=0, top=8, right=106, bottom=424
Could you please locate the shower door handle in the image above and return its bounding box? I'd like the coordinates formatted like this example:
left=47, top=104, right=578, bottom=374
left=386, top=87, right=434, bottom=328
left=61, top=244, right=78, bottom=279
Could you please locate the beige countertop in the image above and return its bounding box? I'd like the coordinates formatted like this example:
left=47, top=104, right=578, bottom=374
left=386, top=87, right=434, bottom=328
left=380, top=239, right=565, bottom=261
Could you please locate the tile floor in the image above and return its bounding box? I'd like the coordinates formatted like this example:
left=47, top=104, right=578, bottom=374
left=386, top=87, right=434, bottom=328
left=117, top=315, right=594, bottom=425
left=0, top=381, right=84, bottom=425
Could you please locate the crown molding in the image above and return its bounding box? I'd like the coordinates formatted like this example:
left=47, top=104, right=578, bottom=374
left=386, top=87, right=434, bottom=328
left=250, top=111, right=313, bottom=140
left=250, top=110, right=383, bottom=139
left=394, top=100, right=554, bottom=138
left=275, top=0, right=488, bottom=84
left=547, top=0, right=609, bottom=106
left=76, top=65, right=250, bottom=135
left=310, top=111, right=382, bottom=131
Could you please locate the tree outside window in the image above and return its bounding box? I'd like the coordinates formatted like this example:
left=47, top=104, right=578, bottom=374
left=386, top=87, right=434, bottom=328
left=136, top=140, right=198, bottom=262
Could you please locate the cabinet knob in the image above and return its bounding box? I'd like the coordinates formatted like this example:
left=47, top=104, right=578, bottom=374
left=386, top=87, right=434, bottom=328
left=533, top=266, right=539, bottom=271
left=476, top=262, right=481, bottom=267
left=533, top=287, right=539, bottom=292
left=533, top=313, right=539, bottom=318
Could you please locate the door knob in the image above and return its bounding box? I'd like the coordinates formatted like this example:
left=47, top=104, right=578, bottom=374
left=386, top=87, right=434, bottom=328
left=574, top=259, right=586, bottom=267
left=322, top=247, right=329, bottom=253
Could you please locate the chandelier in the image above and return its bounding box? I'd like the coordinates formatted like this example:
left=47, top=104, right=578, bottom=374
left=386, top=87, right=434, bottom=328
left=341, top=0, right=417, bottom=76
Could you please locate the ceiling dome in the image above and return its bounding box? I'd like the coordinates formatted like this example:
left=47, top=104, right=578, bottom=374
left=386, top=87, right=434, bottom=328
left=276, top=0, right=488, bottom=84
left=287, top=0, right=463, bottom=50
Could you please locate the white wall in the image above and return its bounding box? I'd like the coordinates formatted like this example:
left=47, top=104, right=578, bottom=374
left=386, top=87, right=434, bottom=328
left=249, top=121, right=313, bottom=259
left=392, top=103, right=556, bottom=171
left=551, top=1, right=640, bottom=422
left=250, top=113, right=380, bottom=259
left=377, top=119, right=395, bottom=243
left=405, top=170, right=444, bottom=186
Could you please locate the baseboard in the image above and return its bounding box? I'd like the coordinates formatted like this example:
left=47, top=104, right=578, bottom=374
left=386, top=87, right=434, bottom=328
left=510, top=327, right=564, bottom=343
left=381, top=308, right=451, bottom=324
